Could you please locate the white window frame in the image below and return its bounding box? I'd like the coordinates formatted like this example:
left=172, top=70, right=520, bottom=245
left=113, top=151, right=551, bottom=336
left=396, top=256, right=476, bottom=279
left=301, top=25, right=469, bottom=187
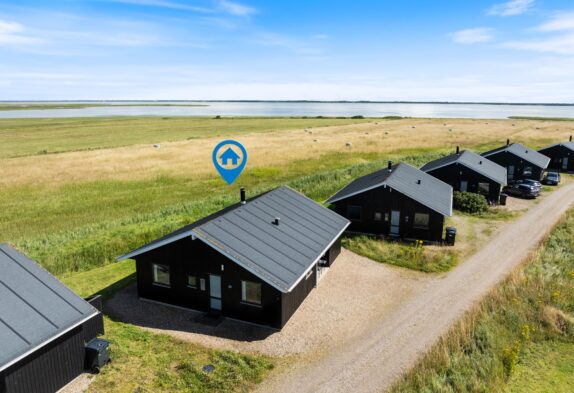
left=152, top=263, right=170, bottom=287
left=241, top=280, right=262, bottom=306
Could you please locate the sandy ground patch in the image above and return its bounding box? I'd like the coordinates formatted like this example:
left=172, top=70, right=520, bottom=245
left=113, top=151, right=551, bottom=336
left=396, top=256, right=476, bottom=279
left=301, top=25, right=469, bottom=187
left=106, top=249, right=433, bottom=357
left=2, top=118, right=573, bottom=188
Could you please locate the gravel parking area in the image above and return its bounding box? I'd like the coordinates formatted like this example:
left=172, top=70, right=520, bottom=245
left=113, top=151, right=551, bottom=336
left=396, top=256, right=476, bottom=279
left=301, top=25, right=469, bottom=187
left=106, top=249, right=432, bottom=357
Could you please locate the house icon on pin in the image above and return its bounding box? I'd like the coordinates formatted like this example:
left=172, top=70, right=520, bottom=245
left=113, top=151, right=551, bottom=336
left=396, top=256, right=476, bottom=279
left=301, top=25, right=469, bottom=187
left=219, top=147, right=241, bottom=165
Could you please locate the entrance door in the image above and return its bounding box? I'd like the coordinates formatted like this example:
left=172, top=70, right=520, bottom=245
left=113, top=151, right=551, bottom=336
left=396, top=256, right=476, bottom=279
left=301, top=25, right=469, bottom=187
left=209, top=274, right=222, bottom=311
left=390, top=210, right=400, bottom=235
left=460, top=180, right=468, bottom=192
left=508, top=165, right=515, bottom=180
left=563, top=157, right=569, bottom=170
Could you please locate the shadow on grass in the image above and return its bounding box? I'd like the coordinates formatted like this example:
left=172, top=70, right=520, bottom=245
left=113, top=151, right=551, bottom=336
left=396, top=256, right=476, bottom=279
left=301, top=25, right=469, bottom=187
left=104, top=284, right=275, bottom=343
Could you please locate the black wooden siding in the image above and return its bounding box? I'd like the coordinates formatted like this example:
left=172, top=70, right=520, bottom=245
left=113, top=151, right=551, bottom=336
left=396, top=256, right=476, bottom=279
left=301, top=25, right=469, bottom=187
left=135, top=236, right=338, bottom=329
left=539, top=145, right=574, bottom=172
left=0, top=314, right=103, bottom=393
left=426, top=164, right=502, bottom=202
left=331, top=186, right=445, bottom=242
left=485, top=151, right=545, bottom=181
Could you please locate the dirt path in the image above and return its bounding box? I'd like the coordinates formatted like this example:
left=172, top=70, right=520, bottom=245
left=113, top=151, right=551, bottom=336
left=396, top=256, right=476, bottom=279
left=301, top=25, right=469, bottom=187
left=257, top=181, right=574, bottom=393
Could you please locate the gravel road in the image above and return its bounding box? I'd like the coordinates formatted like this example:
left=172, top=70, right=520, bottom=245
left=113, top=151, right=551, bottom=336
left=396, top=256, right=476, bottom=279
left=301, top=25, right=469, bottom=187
left=256, top=181, right=574, bottom=393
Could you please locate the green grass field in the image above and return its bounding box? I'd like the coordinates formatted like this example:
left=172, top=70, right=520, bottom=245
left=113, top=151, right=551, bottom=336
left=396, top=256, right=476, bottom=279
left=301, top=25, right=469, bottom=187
left=390, top=207, right=574, bottom=393
left=3, top=115, right=574, bottom=391
left=0, top=116, right=372, bottom=158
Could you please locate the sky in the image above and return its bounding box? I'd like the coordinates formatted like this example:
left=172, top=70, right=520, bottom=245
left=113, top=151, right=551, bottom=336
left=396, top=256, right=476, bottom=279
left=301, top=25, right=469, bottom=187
left=1, top=0, right=574, bottom=102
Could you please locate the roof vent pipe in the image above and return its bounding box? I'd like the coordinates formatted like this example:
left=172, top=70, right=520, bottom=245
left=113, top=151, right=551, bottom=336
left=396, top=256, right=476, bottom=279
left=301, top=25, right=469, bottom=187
left=456, top=146, right=460, bottom=154
left=387, top=160, right=392, bottom=170
left=273, top=217, right=280, bottom=226
left=570, top=135, right=572, bottom=142
left=417, top=179, right=421, bottom=184
left=240, top=187, right=246, bottom=204
left=506, top=138, right=510, bottom=145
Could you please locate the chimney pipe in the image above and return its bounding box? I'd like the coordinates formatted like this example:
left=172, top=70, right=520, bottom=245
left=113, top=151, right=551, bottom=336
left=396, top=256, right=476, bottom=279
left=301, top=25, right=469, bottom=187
left=456, top=146, right=460, bottom=154
left=417, top=179, right=421, bottom=185
left=387, top=160, right=392, bottom=170
left=273, top=217, right=280, bottom=226
left=240, top=187, right=246, bottom=204
left=570, top=135, right=572, bottom=142
left=506, top=138, right=510, bottom=145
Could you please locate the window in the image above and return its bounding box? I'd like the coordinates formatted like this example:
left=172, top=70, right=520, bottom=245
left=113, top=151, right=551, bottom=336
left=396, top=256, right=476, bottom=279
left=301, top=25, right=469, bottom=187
left=523, top=166, right=533, bottom=177
left=413, top=213, right=430, bottom=229
left=374, top=212, right=382, bottom=221
left=200, top=278, right=206, bottom=291
left=187, top=275, right=197, bottom=288
left=152, top=264, right=170, bottom=287
left=347, top=205, right=362, bottom=221
left=478, top=182, right=490, bottom=195
left=241, top=281, right=262, bottom=305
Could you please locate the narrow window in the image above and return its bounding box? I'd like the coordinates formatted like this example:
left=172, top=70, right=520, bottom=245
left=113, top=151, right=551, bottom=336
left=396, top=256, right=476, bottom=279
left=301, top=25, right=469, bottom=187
left=374, top=212, right=382, bottom=221
left=241, top=281, right=262, bottom=305
left=523, top=166, right=533, bottom=177
left=187, top=275, right=197, bottom=288
left=413, top=213, right=430, bottom=230
left=152, top=264, right=170, bottom=287
left=200, top=278, right=206, bottom=291
left=347, top=205, right=362, bottom=221
left=478, top=182, right=490, bottom=195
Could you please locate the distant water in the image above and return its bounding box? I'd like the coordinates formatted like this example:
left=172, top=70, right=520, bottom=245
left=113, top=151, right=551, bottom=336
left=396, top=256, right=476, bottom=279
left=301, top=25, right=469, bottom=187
left=0, top=101, right=573, bottom=119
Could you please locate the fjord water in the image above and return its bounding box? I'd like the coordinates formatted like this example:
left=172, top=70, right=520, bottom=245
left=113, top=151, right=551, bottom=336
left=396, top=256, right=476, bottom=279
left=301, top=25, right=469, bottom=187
left=0, top=101, right=573, bottom=119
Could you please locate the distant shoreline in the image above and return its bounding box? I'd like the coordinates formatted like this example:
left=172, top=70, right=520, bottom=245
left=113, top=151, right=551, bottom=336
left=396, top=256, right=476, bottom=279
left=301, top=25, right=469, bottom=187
left=1, top=100, right=573, bottom=106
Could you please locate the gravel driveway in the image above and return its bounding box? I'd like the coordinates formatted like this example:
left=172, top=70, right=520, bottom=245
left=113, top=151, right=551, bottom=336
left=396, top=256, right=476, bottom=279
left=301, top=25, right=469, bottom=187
left=106, top=250, right=432, bottom=357
left=256, top=181, right=574, bottom=393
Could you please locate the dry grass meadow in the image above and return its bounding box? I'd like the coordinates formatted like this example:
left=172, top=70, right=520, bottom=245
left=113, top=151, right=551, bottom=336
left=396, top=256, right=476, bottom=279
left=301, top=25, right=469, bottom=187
left=1, top=117, right=571, bottom=188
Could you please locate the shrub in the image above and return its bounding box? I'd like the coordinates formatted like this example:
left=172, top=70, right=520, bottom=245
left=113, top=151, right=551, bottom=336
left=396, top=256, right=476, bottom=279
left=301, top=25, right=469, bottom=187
left=453, top=191, right=488, bottom=214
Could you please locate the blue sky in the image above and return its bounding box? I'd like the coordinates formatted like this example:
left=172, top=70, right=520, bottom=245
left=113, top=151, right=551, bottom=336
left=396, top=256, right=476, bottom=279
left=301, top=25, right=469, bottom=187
left=1, top=0, right=574, bottom=102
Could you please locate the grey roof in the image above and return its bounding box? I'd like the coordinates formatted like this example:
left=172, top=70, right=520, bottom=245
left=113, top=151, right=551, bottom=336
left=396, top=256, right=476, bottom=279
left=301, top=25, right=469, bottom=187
left=539, top=141, right=574, bottom=153
left=482, top=143, right=550, bottom=169
left=325, top=163, right=453, bottom=217
left=421, top=150, right=507, bottom=185
left=118, top=186, right=350, bottom=293
left=0, top=244, right=99, bottom=372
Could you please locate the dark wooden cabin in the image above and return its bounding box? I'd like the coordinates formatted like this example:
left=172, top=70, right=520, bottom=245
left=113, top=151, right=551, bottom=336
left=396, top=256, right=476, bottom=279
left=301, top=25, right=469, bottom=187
left=325, top=162, right=452, bottom=243
left=0, top=244, right=104, bottom=393
left=538, top=136, right=574, bottom=172
left=117, top=186, right=349, bottom=330
left=481, top=141, right=550, bottom=182
left=421, top=147, right=507, bottom=203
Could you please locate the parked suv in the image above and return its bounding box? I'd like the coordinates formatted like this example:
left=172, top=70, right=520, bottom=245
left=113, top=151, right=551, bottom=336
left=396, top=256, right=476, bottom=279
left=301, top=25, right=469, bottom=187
left=504, top=183, right=540, bottom=199
left=520, top=179, right=542, bottom=192
left=542, top=172, right=561, bottom=186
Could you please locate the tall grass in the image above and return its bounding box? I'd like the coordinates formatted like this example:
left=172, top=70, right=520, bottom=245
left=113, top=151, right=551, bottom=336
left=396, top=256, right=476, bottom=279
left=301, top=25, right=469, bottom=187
left=390, top=208, right=574, bottom=392
left=13, top=150, right=446, bottom=274
left=0, top=116, right=372, bottom=158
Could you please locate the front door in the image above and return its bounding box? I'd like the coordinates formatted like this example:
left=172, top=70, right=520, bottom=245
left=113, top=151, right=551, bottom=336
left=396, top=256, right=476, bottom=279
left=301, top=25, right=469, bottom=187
left=460, top=180, right=468, bottom=192
left=209, top=274, right=222, bottom=311
left=563, top=157, right=569, bottom=170
left=390, top=210, right=400, bottom=235
left=508, top=165, right=515, bottom=180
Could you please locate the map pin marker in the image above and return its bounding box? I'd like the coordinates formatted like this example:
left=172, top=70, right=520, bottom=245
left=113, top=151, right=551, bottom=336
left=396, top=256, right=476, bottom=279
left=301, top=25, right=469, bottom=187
left=212, top=140, right=248, bottom=185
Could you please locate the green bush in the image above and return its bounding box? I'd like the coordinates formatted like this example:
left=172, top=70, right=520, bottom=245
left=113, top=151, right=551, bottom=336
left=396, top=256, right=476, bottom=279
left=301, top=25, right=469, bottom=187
left=453, top=191, right=488, bottom=214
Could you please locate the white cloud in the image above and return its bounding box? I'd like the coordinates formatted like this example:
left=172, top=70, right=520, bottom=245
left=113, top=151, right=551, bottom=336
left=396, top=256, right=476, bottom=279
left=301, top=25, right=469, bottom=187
left=0, top=20, right=44, bottom=46
left=502, top=34, right=574, bottom=55
left=487, top=0, right=534, bottom=16
left=451, top=28, right=494, bottom=44
left=106, top=0, right=212, bottom=13
left=107, top=0, right=256, bottom=16
left=502, top=12, right=574, bottom=55
left=217, top=0, right=256, bottom=16
left=536, top=11, right=574, bottom=32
